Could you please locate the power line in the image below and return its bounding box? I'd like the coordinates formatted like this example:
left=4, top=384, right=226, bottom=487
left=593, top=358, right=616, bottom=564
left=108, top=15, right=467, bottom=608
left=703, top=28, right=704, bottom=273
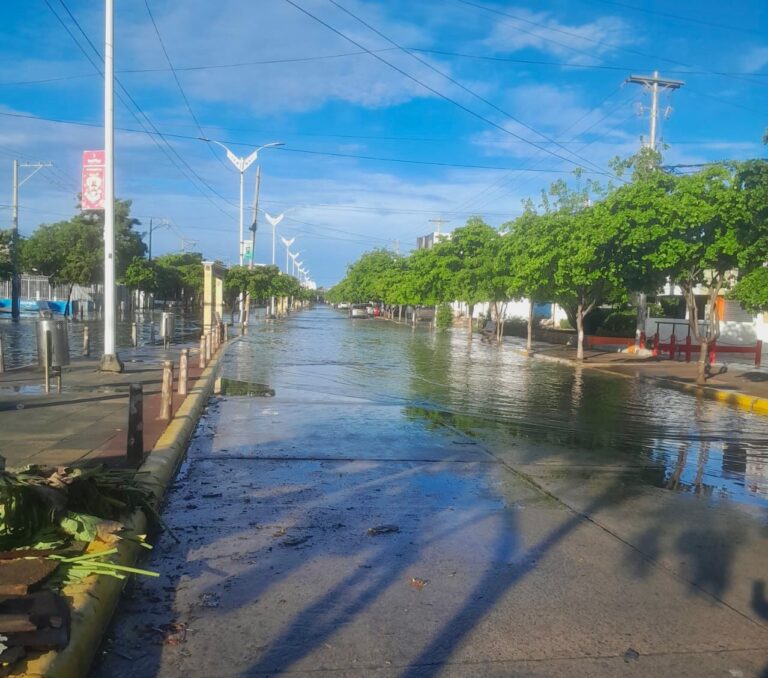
left=458, top=0, right=768, bottom=89
left=326, top=0, right=609, bottom=177
left=0, top=110, right=600, bottom=174
left=142, top=0, right=232, bottom=173
left=283, top=0, right=609, bottom=176
left=583, top=0, right=765, bottom=36
left=50, top=0, right=236, bottom=218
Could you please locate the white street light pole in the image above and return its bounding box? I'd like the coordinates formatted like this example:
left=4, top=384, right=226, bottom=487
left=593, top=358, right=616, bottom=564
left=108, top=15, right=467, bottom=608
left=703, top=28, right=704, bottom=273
left=100, top=0, right=122, bottom=372
left=289, top=250, right=300, bottom=276
left=264, top=211, right=287, bottom=268
left=210, top=140, right=282, bottom=265
left=280, top=236, right=295, bottom=273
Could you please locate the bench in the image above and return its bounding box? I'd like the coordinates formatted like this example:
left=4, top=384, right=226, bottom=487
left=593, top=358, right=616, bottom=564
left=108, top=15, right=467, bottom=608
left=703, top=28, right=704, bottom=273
left=480, top=320, right=497, bottom=343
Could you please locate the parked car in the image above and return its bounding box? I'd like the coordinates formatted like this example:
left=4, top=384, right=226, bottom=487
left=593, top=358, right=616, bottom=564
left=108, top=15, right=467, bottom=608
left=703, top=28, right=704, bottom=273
left=349, top=303, right=368, bottom=318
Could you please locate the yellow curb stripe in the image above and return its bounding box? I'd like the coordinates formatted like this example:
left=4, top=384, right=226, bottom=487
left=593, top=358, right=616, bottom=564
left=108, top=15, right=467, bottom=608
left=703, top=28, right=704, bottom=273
left=18, top=341, right=233, bottom=678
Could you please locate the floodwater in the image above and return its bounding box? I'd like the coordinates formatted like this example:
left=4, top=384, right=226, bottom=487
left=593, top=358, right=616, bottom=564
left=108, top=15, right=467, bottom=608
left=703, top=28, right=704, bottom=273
left=93, top=304, right=768, bottom=677
left=222, top=305, right=768, bottom=507
left=0, top=308, right=201, bottom=370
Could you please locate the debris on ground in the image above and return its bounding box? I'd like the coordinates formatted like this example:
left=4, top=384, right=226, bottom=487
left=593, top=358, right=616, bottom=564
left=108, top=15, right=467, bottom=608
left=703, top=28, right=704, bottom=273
left=623, top=647, right=640, bottom=662
left=410, top=577, right=428, bottom=590
left=367, top=525, right=400, bottom=536
left=281, top=536, right=310, bottom=547
left=0, top=465, right=161, bottom=672
left=155, top=621, right=187, bottom=645
left=272, top=528, right=286, bottom=537
left=199, top=593, right=220, bottom=608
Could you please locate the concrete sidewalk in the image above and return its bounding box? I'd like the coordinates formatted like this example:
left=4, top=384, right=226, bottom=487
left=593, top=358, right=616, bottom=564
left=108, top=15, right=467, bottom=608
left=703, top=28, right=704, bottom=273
left=0, top=343, right=203, bottom=469
left=94, top=389, right=768, bottom=677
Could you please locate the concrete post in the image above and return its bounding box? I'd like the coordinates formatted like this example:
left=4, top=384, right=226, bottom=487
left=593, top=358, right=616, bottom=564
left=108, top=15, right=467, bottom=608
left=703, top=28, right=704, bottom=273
left=131, top=322, right=138, bottom=347
left=127, top=383, right=144, bottom=466
left=82, top=325, right=91, bottom=357
left=205, top=333, right=212, bottom=363
left=0, top=335, right=5, bottom=373
left=199, top=335, right=207, bottom=369
left=160, top=360, right=173, bottom=420
left=179, top=348, right=188, bottom=395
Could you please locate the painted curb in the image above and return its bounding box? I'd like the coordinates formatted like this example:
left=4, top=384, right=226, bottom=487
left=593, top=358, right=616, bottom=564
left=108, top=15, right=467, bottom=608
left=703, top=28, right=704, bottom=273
left=519, top=348, right=768, bottom=417
left=18, top=340, right=233, bottom=678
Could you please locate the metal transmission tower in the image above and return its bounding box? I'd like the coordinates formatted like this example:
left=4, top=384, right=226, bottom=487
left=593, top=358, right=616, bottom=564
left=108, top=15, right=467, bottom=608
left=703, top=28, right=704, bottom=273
left=428, top=217, right=450, bottom=235
left=625, top=70, right=684, bottom=150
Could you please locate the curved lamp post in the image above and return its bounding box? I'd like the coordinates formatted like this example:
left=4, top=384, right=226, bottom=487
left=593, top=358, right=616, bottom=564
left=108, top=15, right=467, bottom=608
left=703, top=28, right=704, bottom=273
left=210, top=140, right=282, bottom=265
left=280, top=236, right=295, bottom=274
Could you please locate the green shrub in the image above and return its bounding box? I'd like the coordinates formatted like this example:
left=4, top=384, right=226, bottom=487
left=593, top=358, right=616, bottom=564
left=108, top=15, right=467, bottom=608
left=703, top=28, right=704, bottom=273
left=559, top=318, right=573, bottom=329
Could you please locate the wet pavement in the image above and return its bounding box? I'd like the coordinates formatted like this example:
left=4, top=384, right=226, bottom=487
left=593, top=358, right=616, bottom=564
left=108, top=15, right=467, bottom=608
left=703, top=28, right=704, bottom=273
left=94, top=307, right=768, bottom=677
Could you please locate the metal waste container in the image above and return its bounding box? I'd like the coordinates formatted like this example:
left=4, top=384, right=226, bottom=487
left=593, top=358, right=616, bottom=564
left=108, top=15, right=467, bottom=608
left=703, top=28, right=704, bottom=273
left=36, top=319, right=70, bottom=368
left=160, top=312, right=175, bottom=347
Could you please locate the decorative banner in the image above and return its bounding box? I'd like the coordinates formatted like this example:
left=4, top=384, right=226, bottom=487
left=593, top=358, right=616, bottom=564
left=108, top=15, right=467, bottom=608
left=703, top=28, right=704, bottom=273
left=81, top=150, right=105, bottom=210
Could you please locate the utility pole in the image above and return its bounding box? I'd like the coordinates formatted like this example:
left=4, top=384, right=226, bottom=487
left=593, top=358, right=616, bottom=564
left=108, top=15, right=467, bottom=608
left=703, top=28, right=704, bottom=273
left=394, top=239, right=400, bottom=255
left=249, top=166, right=261, bottom=270
left=10, top=159, right=52, bottom=320
left=100, top=0, right=122, bottom=372
left=626, top=70, right=684, bottom=150
left=428, top=217, right=450, bottom=236
left=626, top=70, right=684, bottom=349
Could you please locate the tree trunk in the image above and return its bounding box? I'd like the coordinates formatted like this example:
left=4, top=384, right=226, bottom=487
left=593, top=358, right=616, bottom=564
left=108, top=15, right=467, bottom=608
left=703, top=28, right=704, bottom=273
left=576, top=303, right=584, bottom=360
left=467, top=303, right=474, bottom=341
left=635, top=291, right=646, bottom=349
left=527, top=299, right=534, bottom=353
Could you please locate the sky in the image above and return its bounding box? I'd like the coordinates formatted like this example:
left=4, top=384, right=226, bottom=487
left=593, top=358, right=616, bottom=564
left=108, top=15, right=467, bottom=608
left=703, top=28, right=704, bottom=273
left=0, top=0, right=766, bottom=288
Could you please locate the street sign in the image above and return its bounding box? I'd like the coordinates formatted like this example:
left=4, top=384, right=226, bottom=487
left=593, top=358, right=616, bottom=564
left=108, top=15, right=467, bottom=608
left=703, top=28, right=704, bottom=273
left=81, top=150, right=105, bottom=210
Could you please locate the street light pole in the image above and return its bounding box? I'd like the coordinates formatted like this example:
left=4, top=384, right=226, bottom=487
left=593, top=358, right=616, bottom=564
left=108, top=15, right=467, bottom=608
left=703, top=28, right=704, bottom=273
left=209, top=140, right=282, bottom=266
left=280, top=236, right=295, bottom=274
left=100, top=0, right=122, bottom=372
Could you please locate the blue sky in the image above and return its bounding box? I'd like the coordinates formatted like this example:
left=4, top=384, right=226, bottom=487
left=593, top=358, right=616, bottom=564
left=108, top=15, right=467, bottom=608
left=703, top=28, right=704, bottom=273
left=0, top=0, right=766, bottom=287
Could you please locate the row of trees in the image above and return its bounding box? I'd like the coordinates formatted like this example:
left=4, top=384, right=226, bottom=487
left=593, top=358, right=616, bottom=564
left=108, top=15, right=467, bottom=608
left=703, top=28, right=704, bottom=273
left=0, top=199, right=207, bottom=311
left=328, top=154, right=768, bottom=384
left=223, top=264, right=312, bottom=320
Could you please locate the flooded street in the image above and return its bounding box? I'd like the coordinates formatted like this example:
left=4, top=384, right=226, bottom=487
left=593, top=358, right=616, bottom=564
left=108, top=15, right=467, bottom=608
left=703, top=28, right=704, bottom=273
left=95, top=306, right=768, bottom=677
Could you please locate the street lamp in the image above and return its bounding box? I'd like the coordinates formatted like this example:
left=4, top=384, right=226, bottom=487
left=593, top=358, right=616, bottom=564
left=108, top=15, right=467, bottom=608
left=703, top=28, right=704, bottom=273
left=209, top=140, right=283, bottom=266
left=280, top=236, right=295, bottom=274
left=288, top=250, right=300, bottom=276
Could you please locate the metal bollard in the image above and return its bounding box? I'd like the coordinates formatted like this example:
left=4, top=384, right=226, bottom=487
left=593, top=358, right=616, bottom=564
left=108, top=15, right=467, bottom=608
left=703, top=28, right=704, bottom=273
left=127, top=383, right=144, bottom=466
left=199, top=335, right=207, bottom=369
left=159, top=360, right=174, bottom=420
left=43, top=329, right=52, bottom=394
left=82, top=325, right=91, bottom=357
left=205, top=332, right=212, bottom=363
left=0, top=335, right=4, bottom=373
left=179, top=349, right=188, bottom=395
left=131, top=322, right=138, bottom=348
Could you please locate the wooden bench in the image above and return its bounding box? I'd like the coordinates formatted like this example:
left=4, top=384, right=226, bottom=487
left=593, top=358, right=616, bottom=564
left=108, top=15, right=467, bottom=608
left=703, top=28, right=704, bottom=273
left=480, top=320, right=497, bottom=343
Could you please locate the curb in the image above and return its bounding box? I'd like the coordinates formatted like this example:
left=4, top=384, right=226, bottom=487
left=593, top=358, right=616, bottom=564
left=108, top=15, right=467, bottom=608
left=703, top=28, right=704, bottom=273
left=519, top=348, right=768, bottom=417
left=19, top=339, right=233, bottom=677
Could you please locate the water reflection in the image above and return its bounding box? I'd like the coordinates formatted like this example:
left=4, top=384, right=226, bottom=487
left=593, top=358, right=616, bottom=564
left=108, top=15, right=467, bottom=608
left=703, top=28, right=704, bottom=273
left=0, top=308, right=201, bottom=369
left=221, top=306, right=768, bottom=507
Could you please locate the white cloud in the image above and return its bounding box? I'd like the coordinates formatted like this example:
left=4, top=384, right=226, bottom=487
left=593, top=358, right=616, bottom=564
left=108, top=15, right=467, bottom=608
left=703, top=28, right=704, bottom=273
left=481, top=7, right=635, bottom=64
left=739, top=46, right=768, bottom=73
left=111, top=0, right=455, bottom=114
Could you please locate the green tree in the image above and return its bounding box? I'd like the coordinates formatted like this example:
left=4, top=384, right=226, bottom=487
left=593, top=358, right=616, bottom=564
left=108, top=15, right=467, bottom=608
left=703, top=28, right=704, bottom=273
left=432, top=218, right=499, bottom=336
left=0, top=230, right=12, bottom=281
left=636, top=163, right=764, bottom=383
left=729, top=267, right=768, bottom=313
left=122, top=256, right=158, bottom=294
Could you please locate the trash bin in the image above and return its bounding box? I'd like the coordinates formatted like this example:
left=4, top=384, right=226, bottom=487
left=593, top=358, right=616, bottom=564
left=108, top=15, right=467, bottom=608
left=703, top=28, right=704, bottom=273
left=160, top=312, right=175, bottom=346
left=36, top=319, right=70, bottom=368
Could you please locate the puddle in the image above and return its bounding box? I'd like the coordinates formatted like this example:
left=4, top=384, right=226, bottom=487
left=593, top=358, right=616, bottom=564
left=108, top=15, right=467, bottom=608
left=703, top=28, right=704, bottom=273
left=217, top=378, right=275, bottom=397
